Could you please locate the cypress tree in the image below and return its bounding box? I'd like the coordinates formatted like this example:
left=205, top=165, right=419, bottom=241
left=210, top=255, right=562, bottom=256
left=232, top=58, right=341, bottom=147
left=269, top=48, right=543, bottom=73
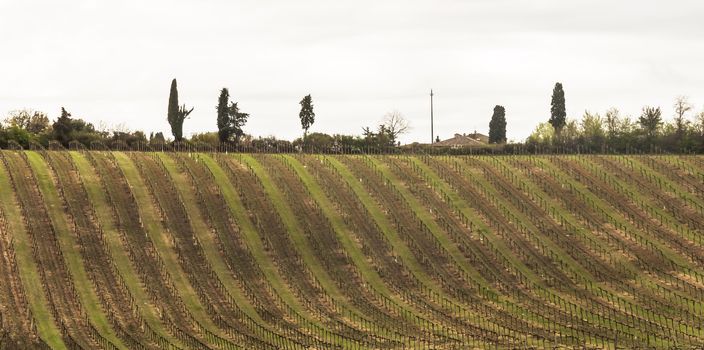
left=549, top=82, right=566, bottom=133
left=488, top=105, right=507, bottom=144
left=299, top=94, right=315, bottom=141
left=167, top=79, right=179, bottom=139
left=167, top=79, right=192, bottom=142
left=217, top=88, right=230, bottom=143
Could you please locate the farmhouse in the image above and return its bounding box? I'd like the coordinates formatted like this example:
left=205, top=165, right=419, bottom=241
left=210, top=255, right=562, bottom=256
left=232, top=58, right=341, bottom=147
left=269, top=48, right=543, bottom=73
left=433, top=132, right=489, bottom=148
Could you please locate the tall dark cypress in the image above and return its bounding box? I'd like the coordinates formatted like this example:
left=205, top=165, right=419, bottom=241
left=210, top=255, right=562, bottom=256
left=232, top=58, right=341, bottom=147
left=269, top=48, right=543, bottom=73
left=488, top=105, right=507, bottom=144
left=549, top=82, right=566, bottom=133
left=167, top=79, right=180, bottom=140
left=299, top=94, right=315, bottom=140
left=166, top=78, right=192, bottom=142
left=217, top=88, right=230, bottom=143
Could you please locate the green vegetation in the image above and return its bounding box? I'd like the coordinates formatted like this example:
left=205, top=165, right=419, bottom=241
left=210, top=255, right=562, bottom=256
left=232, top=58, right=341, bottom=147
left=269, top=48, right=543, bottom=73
left=549, top=82, right=566, bottom=133
left=1, top=151, right=704, bottom=348
left=5, top=80, right=704, bottom=153
left=488, top=105, right=506, bottom=144
left=26, top=151, right=127, bottom=349
left=298, top=94, right=315, bottom=141
left=0, top=157, right=66, bottom=349
left=167, top=79, right=193, bottom=142
left=216, top=88, right=249, bottom=144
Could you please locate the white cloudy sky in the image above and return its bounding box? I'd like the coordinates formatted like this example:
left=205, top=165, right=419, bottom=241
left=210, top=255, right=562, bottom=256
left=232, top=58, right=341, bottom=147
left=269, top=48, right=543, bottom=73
left=2, top=0, right=704, bottom=143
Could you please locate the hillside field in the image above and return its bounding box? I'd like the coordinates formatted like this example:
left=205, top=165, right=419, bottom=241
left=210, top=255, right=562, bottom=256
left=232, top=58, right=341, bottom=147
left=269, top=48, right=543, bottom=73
left=1, top=151, right=704, bottom=349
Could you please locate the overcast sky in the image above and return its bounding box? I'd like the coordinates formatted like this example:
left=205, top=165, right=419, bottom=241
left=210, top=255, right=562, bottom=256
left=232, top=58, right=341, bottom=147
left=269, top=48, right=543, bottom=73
left=2, top=0, right=704, bottom=143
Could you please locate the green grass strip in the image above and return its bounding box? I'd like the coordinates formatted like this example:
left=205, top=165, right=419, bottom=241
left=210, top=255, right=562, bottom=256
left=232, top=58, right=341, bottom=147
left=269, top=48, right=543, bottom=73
left=0, top=153, right=67, bottom=350
left=113, top=152, right=231, bottom=346
left=70, top=151, right=184, bottom=349
left=157, top=153, right=267, bottom=325
left=237, top=154, right=349, bottom=303
left=322, top=155, right=504, bottom=346
left=237, top=154, right=412, bottom=347
left=200, top=154, right=341, bottom=344
left=531, top=156, right=696, bottom=344
left=536, top=157, right=692, bottom=270
left=373, top=155, right=527, bottom=289
left=462, top=156, right=676, bottom=337
left=324, top=155, right=458, bottom=298
left=632, top=156, right=704, bottom=209
left=576, top=156, right=703, bottom=266
left=400, top=156, right=582, bottom=346
left=411, top=155, right=566, bottom=294
left=469, top=156, right=602, bottom=284
left=585, top=156, right=704, bottom=257
left=495, top=156, right=652, bottom=284
left=25, top=151, right=126, bottom=350
left=284, top=156, right=446, bottom=327
left=553, top=156, right=704, bottom=316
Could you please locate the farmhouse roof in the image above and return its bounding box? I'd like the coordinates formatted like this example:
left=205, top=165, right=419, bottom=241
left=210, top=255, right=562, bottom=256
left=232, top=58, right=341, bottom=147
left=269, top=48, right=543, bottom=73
left=432, top=132, right=488, bottom=147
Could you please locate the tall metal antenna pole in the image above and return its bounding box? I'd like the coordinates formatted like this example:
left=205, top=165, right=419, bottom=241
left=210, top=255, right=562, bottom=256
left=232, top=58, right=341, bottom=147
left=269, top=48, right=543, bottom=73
left=430, top=89, right=434, bottom=143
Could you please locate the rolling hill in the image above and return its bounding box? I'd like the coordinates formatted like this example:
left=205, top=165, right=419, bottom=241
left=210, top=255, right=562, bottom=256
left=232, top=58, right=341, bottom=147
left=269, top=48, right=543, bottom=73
left=1, top=151, right=703, bottom=349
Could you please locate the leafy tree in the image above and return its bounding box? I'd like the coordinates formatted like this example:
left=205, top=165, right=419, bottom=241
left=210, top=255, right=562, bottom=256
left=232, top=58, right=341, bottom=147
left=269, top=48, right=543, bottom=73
left=362, top=125, right=395, bottom=148
left=613, top=115, right=639, bottom=151
left=618, top=116, right=637, bottom=135
left=299, top=94, right=315, bottom=140
left=639, top=106, right=662, bottom=139
left=526, top=122, right=555, bottom=145
left=228, top=102, right=249, bottom=144
left=604, top=108, right=621, bottom=139
left=250, top=135, right=291, bottom=152
left=580, top=111, right=605, bottom=148
left=3, top=109, right=51, bottom=134
left=52, top=107, right=73, bottom=146
left=167, top=79, right=193, bottom=142
left=293, top=132, right=336, bottom=151
left=150, top=132, right=166, bottom=144
left=0, top=126, right=32, bottom=149
left=68, top=119, right=100, bottom=146
left=549, top=82, right=566, bottom=133
left=111, top=130, right=147, bottom=146
left=216, top=87, right=250, bottom=144
left=696, top=110, right=704, bottom=137
left=488, top=105, right=507, bottom=144
left=562, top=119, right=579, bottom=143
left=3, top=110, right=31, bottom=129
left=190, top=132, right=220, bottom=147
left=49, top=107, right=102, bottom=147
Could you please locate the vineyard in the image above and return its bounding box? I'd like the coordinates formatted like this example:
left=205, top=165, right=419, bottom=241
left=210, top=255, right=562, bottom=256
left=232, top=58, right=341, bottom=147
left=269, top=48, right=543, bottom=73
left=1, top=151, right=704, bottom=349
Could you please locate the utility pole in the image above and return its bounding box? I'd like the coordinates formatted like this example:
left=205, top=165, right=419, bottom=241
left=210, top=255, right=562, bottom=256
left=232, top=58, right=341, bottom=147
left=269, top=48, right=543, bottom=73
left=430, top=89, right=434, bottom=143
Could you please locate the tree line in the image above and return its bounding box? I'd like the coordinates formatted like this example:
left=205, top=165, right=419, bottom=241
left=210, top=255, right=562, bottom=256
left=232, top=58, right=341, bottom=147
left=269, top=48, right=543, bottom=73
left=1, top=79, right=702, bottom=153
left=0, top=78, right=412, bottom=152
left=526, top=83, right=704, bottom=153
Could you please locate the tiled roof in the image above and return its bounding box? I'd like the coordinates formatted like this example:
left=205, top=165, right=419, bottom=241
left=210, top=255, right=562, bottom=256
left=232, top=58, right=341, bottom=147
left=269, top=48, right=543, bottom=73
left=433, top=134, right=486, bottom=147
